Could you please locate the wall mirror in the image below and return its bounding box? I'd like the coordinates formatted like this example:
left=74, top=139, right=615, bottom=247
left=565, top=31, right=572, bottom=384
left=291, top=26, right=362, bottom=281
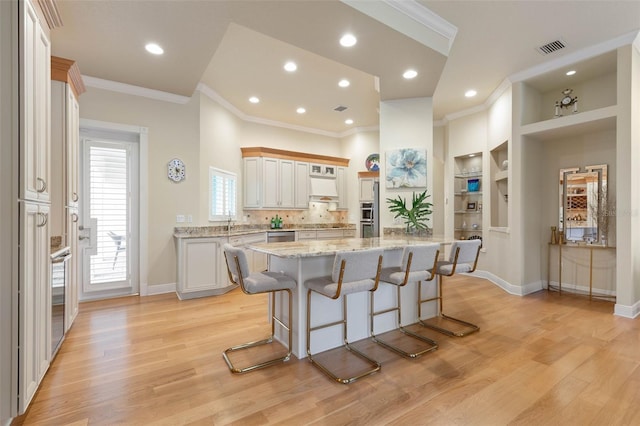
left=559, top=164, right=607, bottom=243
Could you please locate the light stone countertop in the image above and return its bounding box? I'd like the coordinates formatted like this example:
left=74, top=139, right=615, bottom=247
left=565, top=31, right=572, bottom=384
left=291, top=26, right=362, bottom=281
left=173, top=224, right=356, bottom=239
left=248, top=236, right=450, bottom=259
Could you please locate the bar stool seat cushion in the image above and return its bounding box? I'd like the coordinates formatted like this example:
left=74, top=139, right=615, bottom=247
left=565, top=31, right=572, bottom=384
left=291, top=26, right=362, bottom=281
left=244, top=271, right=296, bottom=293
left=436, top=261, right=473, bottom=275
left=380, top=267, right=432, bottom=286
left=380, top=243, right=440, bottom=285
left=224, top=244, right=295, bottom=293
left=306, top=276, right=375, bottom=297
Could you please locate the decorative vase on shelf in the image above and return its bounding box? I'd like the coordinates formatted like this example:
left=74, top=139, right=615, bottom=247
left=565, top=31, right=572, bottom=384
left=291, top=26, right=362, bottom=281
left=550, top=226, right=558, bottom=244
left=502, top=160, right=509, bottom=171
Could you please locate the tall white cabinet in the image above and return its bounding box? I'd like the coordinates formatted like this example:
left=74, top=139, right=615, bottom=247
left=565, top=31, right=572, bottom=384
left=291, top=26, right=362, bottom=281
left=50, top=56, right=85, bottom=331
left=17, top=0, right=52, bottom=414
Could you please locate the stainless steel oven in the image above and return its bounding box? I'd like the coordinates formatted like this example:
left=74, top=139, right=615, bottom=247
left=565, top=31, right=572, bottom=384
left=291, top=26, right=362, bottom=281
left=51, top=246, right=71, bottom=357
left=360, top=202, right=374, bottom=221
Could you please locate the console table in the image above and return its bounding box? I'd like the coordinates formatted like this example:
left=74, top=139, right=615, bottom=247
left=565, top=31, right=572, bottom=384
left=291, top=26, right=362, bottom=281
left=547, top=243, right=616, bottom=301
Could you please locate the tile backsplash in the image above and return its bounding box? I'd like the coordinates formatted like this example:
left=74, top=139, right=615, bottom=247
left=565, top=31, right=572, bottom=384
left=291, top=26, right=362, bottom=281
left=242, top=203, right=347, bottom=226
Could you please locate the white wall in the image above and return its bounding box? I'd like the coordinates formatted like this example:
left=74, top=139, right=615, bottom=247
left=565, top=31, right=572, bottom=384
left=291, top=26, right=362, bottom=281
left=79, top=86, right=347, bottom=291
left=340, top=130, right=380, bottom=225
left=379, top=98, right=434, bottom=230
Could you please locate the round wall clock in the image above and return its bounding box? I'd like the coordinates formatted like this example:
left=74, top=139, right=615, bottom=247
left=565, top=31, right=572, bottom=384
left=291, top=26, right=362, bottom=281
left=167, top=158, right=186, bottom=182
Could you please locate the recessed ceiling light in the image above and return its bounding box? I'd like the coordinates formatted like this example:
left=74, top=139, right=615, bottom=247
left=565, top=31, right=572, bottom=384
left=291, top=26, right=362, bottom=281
left=249, top=96, right=260, bottom=104
left=338, top=79, right=350, bottom=88
left=403, top=69, right=418, bottom=79
left=340, top=33, right=357, bottom=47
left=296, top=107, right=306, bottom=114
left=465, top=89, right=477, bottom=98
left=345, top=119, right=354, bottom=125
left=145, top=43, right=164, bottom=55
left=566, top=70, right=576, bottom=76
left=284, top=61, right=297, bottom=72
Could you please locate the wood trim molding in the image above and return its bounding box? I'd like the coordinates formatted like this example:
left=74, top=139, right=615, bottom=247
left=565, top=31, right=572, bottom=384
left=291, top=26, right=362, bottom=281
left=51, top=56, right=86, bottom=98
left=358, top=171, right=379, bottom=178
left=241, top=147, right=350, bottom=166
left=37, top=0, right=63, bottom=29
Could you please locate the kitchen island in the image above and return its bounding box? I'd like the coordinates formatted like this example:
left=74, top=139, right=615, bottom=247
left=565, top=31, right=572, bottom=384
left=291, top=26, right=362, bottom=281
left=248, top=237, right=450, bottom=358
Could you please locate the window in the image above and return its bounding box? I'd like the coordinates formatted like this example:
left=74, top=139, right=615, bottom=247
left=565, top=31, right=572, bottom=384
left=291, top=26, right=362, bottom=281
left=209, top=167, right=237, bottom=221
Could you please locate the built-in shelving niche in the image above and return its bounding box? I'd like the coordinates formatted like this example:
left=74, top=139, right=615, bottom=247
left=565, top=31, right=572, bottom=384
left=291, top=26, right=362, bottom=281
left=490, top=141, right=508, bottom=228
left=453, top=153, right=483, bottom=241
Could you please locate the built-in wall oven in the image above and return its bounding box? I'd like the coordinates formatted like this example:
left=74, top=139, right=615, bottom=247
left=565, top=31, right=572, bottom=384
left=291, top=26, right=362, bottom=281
left=360, top=180, right=380, bottom=238
left=51, top=246, right=71, bottom=357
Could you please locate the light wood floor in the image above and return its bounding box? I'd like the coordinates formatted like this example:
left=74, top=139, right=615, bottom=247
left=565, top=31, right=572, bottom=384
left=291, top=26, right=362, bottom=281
left=15, top=276, right=640, bottom=425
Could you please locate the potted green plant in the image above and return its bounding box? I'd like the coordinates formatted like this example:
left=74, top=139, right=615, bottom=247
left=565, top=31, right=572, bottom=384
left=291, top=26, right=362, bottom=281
left=386, top=190, right=433, bottom=233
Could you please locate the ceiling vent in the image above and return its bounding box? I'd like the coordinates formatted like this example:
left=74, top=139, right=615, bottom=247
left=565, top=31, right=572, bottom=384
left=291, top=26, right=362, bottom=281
left=333, top=105, right=348, bottom=112
left=537, top=39, right=567, bottom=55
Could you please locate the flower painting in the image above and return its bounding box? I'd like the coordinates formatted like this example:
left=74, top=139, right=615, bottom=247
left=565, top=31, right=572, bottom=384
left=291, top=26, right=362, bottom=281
left=385, top=149, right=427, bottom=188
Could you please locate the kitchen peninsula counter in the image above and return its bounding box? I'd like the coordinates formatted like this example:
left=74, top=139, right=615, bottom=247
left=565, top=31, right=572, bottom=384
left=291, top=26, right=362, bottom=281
left=247, top=236, right=450, bottom=358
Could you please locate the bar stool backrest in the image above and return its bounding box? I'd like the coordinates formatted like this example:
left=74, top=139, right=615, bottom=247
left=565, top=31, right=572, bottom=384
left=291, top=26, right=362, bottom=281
left=447, top=239, right=481, bottom=273
left=223, top=243, right=250, bottom=284
left=401, top=243, right=440, bottom=272
left=332, top=249, right=384, bottom=283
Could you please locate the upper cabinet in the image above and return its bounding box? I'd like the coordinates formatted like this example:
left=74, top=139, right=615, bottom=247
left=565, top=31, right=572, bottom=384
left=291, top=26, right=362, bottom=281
left=358, top=171, right=378, bottom=202
left=241, top=147, right=349, bottom=210
left=20, top=0, right=51, bottom=203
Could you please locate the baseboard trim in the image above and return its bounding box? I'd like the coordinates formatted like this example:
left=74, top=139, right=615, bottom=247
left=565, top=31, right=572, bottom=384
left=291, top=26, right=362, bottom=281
left=614, top=301, right=640, bottom=319
left=143, top=282, right=176, bottom=296
left=469, top=270, right=543, bottom=296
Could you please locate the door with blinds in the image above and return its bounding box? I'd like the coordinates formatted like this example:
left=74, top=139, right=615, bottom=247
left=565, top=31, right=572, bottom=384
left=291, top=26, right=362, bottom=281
left=79, top=136, right=139, bottom=300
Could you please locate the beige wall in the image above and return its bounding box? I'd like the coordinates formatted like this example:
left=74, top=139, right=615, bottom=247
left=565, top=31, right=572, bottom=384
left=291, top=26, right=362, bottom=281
left=79, top=87, right=348, bottom=290
left=79, top=87, right=201, bottom=289
left=379, top=98, right=434, bottom=230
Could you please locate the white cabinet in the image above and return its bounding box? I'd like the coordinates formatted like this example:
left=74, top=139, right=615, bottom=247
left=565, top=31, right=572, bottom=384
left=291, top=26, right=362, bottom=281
left=336, top=166, right=348, bottom=210
left=241, top=148, right=350, bottom=210
left=243, top=157, right=262, bottom=208
left=263, top=158, right=295, bottom=208
left=175, top=237, right=233, bottom=300
left=296, top=229, right=356, bottom=240
left=18, top=202, right=50, bottom=413
left=229, top=232, right=267, bottom=273
left=20, top=0, right=50, bottom=203
left=359, top=178, right=375, bottom=202
left=294, top=161, right=310, bottom=208
left=17, top=0, right=51, bottom=415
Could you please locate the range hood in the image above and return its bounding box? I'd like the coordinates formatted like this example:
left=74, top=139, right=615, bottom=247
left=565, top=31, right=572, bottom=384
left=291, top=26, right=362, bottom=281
left=309, top=177, right=338, bottom=202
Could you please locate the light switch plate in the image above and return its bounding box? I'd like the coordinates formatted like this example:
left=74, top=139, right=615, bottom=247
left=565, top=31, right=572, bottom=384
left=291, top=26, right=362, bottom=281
left=176, top=214, right=185, bottom=223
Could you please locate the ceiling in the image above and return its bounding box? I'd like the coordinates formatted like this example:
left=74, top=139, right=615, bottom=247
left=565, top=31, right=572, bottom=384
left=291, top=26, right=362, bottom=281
left=51, top=0, right=640, bottom=136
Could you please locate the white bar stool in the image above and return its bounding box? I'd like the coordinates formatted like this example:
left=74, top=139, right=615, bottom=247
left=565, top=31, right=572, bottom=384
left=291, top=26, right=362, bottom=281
left=222, top=244, right=296, bottom=374
left=305, top=249, right=383, bottom=384
left=371, top=243, right=440, bottom=358
left=419, top=239, right=481, bottom=337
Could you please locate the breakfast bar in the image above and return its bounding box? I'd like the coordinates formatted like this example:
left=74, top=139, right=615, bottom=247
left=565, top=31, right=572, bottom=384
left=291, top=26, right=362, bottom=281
left=248, top=237, right=449, bottom=358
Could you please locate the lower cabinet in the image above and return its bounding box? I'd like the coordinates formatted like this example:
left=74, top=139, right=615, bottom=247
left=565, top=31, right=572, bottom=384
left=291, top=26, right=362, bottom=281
left=296, top=229, right=356, bottom=240
left=19, top=202, right=50, bottom=414
left=175, top=232, right=268, bottom=300
left=175, top=237, right=233, bottom=300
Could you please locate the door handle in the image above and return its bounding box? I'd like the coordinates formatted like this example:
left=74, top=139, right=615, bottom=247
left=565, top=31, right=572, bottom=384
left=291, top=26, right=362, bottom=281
left=36, top=177, right=47, bottom=193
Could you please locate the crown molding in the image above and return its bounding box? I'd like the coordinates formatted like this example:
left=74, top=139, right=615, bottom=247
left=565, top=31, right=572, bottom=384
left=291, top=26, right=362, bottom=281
left=342, top=0, right=456, bottom=56
left=383, top=0, right=457, bottom=53
left=82, top=76, right=191, bottom=104
left=37, top=0, right=62, bottom=29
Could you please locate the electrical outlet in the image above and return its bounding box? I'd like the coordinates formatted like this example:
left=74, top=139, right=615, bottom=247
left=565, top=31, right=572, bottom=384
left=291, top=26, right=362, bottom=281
left=187, top=214, right=193, bottom=223
left=176, top=214, right=185, bottom=223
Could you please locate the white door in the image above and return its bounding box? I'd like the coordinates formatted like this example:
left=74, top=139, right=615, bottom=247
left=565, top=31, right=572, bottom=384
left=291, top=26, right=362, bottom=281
left=79, top=136, right=139, bottom=300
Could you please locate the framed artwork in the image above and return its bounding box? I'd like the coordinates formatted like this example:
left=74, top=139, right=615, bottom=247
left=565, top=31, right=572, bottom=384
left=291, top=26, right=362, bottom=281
left=385, top=148, right=427, bottom=188
left=467, top=202, right=476, bottom=211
